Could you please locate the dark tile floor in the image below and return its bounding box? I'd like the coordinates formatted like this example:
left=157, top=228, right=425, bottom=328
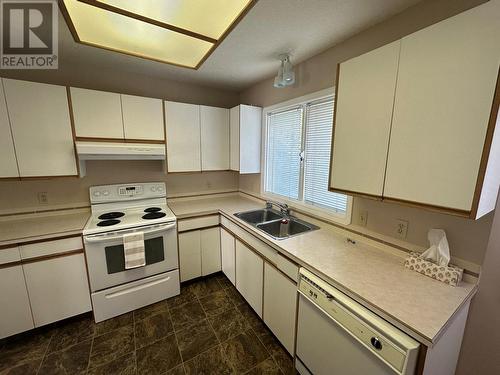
left=0, top=273, right=295, bottom=375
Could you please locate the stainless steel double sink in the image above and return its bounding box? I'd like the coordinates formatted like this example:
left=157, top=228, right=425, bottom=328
left=234, top=208, right=319, bottom=240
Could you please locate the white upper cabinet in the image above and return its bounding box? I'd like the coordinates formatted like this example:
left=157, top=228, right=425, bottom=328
left=121, top=94, right=164, bottom=141
left=384, top=2, right=500, bottom=213
left=3, top=79, right=77, bottom=177
left=165, top=101, right=201, bottom=172
left=70, top=87, right=124, bottom=139
left=330, top=41, right=400, bottom=197
left=200, top=105, right=229, bottom=171
left=328, top=1, right=500, bottom=218
left=0, top=81, right=19, bottom=178
left=230, top=105, right=262, bottom=173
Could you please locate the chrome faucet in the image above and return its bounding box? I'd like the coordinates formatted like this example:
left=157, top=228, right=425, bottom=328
left=265, top=200, right=290, bottom=217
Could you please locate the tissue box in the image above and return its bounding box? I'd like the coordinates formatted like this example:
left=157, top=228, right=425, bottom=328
left=404, top=252, right=463, bottom=286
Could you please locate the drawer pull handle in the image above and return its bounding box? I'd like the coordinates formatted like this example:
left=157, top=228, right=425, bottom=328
left=371, top=337, right=383, bottom=350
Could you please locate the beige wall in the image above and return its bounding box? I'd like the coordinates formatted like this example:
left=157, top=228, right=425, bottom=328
left=0, top=56, right=241, bottom=213
left=1, top=62, right=239, bottom=108
left=240, top=0, right=487, bottom=107
left=0, top=161, right=239, bottom=215
left=239, top=1, right=497, bottom=373
left=457, top=195, right=500, bottom=375
left=238, top=0, right=493, bottom=266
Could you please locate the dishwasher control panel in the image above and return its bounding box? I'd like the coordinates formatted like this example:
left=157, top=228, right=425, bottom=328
left=298, top=269, right=420, bottom=375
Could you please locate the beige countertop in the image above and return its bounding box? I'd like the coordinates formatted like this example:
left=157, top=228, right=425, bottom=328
left=168, top=193, right=477, bottom=347
left=0, top=209, right=90, bottom=246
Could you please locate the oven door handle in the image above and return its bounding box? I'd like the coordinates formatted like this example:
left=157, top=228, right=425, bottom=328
left=84, top=222, right=176, bottom=243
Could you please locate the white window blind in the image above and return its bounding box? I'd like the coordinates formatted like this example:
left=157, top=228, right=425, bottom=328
left=263, top=93, right=349, bottom=218
left=304, top=99, right=348, bottom=213
left=265, top=107, right=303, bottom=199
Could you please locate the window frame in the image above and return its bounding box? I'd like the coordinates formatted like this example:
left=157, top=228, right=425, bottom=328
left=260, top=88, right=353, bottom=225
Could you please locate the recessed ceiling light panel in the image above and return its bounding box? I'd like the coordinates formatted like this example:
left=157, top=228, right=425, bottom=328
left=87, top=0, right=254, bottom=40
left=60, top=0, right=256, bottom=69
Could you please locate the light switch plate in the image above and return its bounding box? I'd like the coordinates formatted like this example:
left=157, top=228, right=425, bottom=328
left=395, top=219, right=408, bottom=239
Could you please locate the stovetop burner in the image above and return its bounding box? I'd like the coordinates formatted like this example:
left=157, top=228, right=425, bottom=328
left=97, top=219, right=121, bottom=227
left=144, top=207, right=162, bottom=213
left=98, top=212, right=125, bottom=220
left=142, top=212, right=167, bottom=220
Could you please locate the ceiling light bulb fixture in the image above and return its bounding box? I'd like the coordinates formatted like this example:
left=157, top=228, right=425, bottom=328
left=273, top=54, right=295, bottom=88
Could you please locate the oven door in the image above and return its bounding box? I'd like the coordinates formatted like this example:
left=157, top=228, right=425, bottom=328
left=84, top=222, right=178, bottom=292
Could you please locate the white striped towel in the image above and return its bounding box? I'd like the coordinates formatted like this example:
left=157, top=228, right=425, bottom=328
left=123, top=232, right=146, bottom=269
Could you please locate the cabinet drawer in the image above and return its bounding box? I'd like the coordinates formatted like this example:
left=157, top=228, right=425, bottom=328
left=0, top=246, right=21, bottom=265
left=276, top=253, right=299, bottom=282
left=178, top=215, right=219, bottom=232
left=20, top=236, right=83, bottom=260
left=92, top=270, right=180, bottom=322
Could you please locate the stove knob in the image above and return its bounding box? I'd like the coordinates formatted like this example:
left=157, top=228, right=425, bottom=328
left=93, top=191, right=101, bottom=197
left=157, top=186, right=164, bottom=192
left=103, top=190, right=109, bottom=196
left=151, top=186, right=156, bottom=192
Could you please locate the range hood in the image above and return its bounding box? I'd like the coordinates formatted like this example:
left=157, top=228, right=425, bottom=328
left=76, top=141, right=166, bottom=177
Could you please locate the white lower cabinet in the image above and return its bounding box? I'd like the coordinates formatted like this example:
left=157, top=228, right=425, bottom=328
left=201, top=228, right=221, bottom=276
left=179, top=228, right=221, bottom=282
left=235, top=240, right=263, bottom=317
left=220, top=227, right=236, bottom=285
left=178, top=231, right=202, bottom=282
left=263, top=262, right=297, bottom=354
left=0, top=265, right=34, bottom=339
left=23, top=254, right=92, bottom=327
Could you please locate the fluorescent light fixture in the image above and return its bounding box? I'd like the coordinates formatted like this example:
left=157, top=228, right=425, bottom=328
left=60, top=0, right=256, bottom=69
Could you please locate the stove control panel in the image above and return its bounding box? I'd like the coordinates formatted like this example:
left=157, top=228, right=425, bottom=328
left=118, top=185, right=143, bottom=196
left=90, top=182, right=166, bottom=203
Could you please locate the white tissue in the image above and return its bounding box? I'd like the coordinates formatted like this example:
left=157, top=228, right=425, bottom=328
left=420, top=229, right=451, bottom=267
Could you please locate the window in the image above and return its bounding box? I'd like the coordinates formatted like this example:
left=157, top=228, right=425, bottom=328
left=263, top=92, right=350, bottom=221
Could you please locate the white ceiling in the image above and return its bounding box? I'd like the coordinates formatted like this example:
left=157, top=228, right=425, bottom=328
left=59, top=0, right=422, bottom=91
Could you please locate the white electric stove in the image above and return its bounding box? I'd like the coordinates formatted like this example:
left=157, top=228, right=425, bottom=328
left=83, top=182, right=180, bottom=322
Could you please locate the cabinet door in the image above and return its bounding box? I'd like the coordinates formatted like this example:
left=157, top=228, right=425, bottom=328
left=23, top=254, right=91, bottom=327
left=329, top=41, right=400, bottom=197
left=230, top=106, right=240, bottom=171
left=70, top=87, right=124, bottom=139
left=201, top=227, right=221, bottom=276
left=239, top=105, right=262, bottom=174
left=0, top=80, right=19, bottom=177
left=121, top=94, right=164, bottom=141
left=200, top=105, right=229, bottom=171
left=235, top=240, right=263, bottom=317
left=0, top=265, right=34, bottom=338
left=220, top=227, right=235, bottom=285
left=263, top=263, right=297, bottom=354
left=165, top=101, right=201, bottom=172
left=384, top=3, right=500, bottom=211
left=178, top=230, right=202, bottom=282
left=3, top=79, right=77, bottom=177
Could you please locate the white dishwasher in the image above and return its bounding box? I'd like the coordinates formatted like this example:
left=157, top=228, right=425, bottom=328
left=296, top=269, right=420, bottom=375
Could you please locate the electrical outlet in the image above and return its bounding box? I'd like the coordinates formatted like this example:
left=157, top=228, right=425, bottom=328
left=395, top=219, right=409, bottom=239
left=37, top=192, right=48, bottom=205
left=359, top=210, right=368, bottom=226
